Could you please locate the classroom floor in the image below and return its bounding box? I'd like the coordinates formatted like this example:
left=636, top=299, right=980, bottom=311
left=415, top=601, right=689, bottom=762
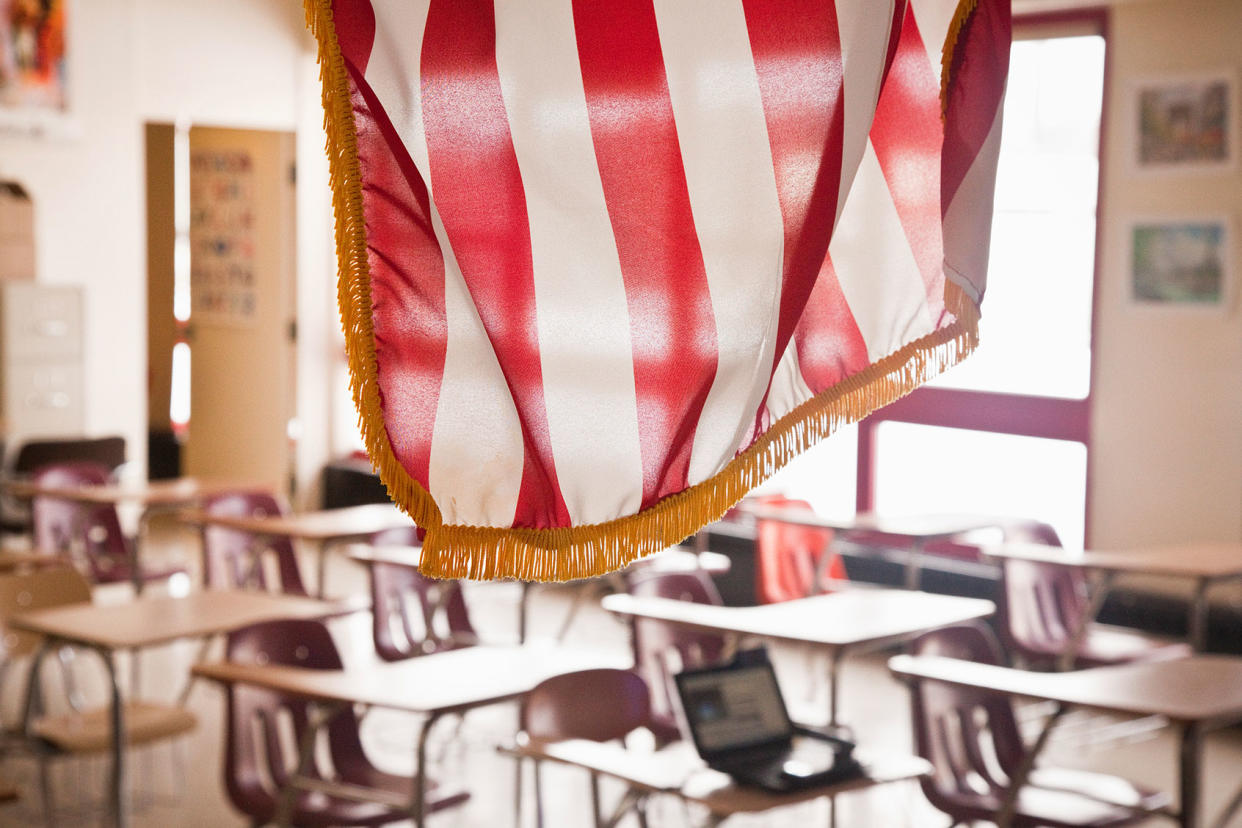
left=2, top=520, right=1240, bottom=827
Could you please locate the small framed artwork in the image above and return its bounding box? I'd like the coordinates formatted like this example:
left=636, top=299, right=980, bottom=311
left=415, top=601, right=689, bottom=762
left=1127, top=216, right=1232, bottom=310
left=1129, top=70, right=1236, bottom=173
left=0, top=0, right=73, bottom=136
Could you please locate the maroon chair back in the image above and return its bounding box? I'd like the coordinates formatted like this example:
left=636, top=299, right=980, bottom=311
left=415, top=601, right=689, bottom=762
left=223, top=619, right=388, bottom=825
left=993, top=521, right=1089, bottom=666
left=30, top=462, right=134, bottom=584
left=523, top=669, right=650, bottom=743
left=1002, top=557, right=1090, bottom=664
left=369, top=561, right=477, bottom=661
left=908, top=622, right=1026, bottom=821
left=625, top=571, right=727, bottom=742
left=366, top=524, right=476, bottom=661
left=201, top=492, right=307, bottom=596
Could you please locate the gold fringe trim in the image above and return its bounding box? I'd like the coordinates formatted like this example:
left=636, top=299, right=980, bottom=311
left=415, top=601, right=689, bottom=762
left=305, top=0, right=982, bottom=583
left=304, top=0, right=444, bottom=535
left=941, top=0, right=980, bottom=118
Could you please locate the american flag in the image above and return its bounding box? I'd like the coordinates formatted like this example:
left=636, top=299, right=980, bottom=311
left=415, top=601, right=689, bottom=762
left=306, top=0, right=1010, bottom=580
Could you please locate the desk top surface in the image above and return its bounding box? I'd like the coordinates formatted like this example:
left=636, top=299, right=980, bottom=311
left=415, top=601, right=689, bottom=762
left=192, top=643, right=628, bottom=714
left=10, top=589, right=341, bottom=649
left=181, top=503, right=413, bottom=540
left=981, top=541, right=1242, bottom=579
left=889, top=653, right=1242, bottom=724
left=601, top=589, right=994, bottom=649
left=6, top=476, right=268, bottom=507
left=507, top=738, right=929, bottom=814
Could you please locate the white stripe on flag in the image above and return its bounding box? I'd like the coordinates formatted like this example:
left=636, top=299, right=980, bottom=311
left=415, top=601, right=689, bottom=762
left=368, top=0, right=526, bottom=527
left=834, top=0, right=899, bottom=224
left=831, top=140, right=936, bottom=362
left=493, top=0, right=645, bottom=525
left=765, top=338, right=817, bottom=425
left=942, top=102, right=1004, bottom=304
left=910, top=0, right=958, bottom=87
left=653, top=0, right=787, bottom=485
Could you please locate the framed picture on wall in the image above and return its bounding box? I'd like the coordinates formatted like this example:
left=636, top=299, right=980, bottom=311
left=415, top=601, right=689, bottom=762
left=1127, top=216, right=1232, bottom=310
left=1129, top=70, right=1237, bottom=173
left=0, top=0, right=72, bottom=136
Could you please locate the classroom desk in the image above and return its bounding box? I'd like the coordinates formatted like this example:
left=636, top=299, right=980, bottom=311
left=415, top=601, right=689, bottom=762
left=501, top=736, right=930, bottom=827
left=348, top=543, right=732, bottom=643
left=741, top=507, right=1004, bottom=590
left=602, top=589, right=994, bottom=727
left=6, top=476, right=267, bottom=592
left=192, top=643, right=629, bottom=828
left=181, top=502, right=415, bottom=598
left=888, top=653, right=1242, bottom=828
left=982, top=541, right=1242, bottom=652
left=10, top=589, right=343, bottom=827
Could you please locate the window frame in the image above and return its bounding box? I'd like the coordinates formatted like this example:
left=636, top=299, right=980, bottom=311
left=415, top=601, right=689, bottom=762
left=855, top=9, right=1110, bottom=545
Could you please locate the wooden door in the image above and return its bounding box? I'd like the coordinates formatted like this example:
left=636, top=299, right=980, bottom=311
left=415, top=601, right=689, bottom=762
left=184, top=127, right=296, bottom=492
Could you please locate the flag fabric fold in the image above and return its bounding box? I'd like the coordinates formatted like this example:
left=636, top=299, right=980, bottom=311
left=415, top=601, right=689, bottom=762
left=305, top=0, right=1011, bottom=581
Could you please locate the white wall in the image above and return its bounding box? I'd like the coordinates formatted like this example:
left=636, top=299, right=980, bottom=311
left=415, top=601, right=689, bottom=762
left=0, top=0, right=334, bottom=501
left=1091, top=0, right=1242, bottom=546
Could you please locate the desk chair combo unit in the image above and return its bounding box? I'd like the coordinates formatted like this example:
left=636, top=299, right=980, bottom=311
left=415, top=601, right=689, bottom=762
left=0, top=567, right=196, bottom=826
left=0, top=435, right=126, bottom=539
left=29, top=462, right=188, bottom=591
left=893, top=621, right=1242, bottom=828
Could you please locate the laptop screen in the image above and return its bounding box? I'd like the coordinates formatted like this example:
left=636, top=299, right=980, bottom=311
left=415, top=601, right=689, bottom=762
left=677, top=660, right=793, bottom=755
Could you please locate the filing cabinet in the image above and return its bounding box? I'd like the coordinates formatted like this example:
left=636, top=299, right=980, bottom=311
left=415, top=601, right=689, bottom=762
left=0, top=283, right=85, bottom=441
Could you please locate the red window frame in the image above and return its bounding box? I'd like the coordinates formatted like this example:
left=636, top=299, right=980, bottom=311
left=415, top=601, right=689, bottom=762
left=855, top=9, right=1109, bottom=545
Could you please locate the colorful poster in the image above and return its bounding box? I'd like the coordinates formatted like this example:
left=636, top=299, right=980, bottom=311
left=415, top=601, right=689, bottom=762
left=190, top=149, right=258, bottom=326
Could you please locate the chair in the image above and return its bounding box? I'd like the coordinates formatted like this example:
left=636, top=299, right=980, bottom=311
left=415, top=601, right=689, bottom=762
left=753, top=494, right=847, bottom=603
left=521, top=668, right=653, bottom=828
left=997, top=523, right=1191, bottom=670
left=0, top=436, right=126, bottom=537
left=222, top=618, right=469, bottom=825
left=0, top=566, right=196, bottom=823
left=908, top=622, right=1169, bottom=827
left=625, top=571, right=728, bottom=744
left=199, top=491, right=308, bottom=595
left=364, top=526, right=477, bottom=661
left=29, top=462, right=186, bottom=587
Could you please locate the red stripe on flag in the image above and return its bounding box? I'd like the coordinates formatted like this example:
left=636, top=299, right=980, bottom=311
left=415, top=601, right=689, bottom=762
left=347, top=66, right=448, bottom=494
left=573, top=0, right=719, bottom=509
left=942, top=0, right=1011, bottom=214
left=332, top=0, right=376, bottom=74
left=870, top=9, right=946, bottom=314
left=741, top=0, right=866, bottom=403
left=793, top=253, right=872, bottom=391
left=421, top=0, right=570, bottom=529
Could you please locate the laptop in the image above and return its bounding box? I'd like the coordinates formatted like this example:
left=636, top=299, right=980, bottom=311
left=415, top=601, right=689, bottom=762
left=673, top=650, right=862, bottom=792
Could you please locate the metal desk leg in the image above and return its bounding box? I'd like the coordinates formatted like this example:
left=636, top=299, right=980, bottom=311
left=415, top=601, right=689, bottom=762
left=1189, top=579, right=1211, bottom=651
left=1059, top=570, right=1114, bottom=672
left=275, top=703, right=343, bottom=826
left=519, top=583, right=531, bottom=644
left=100, top=649, right=128, bottom=828
left=316, top=540, right=330, bottom=599
left=413, top=710, right=444, bottom=827
left=827, top=650, right=842, bottom=729
left=1180, top=723, right=1202, bottom=828
left=997, top=702, right=1067, bottom=828
left=904, top=541, right=923, bottom=591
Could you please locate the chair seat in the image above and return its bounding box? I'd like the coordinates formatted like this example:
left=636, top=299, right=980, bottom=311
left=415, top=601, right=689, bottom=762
left=273, top=782, right=468, bottom=828
left=1024, top=623, right=1192, bottom=669
left=32, top=701, right=197, bottom=753
left=946, top=766, right=1169, bottom=827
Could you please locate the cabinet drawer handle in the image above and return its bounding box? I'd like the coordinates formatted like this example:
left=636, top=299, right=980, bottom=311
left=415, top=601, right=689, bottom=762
left=25, top=392, right=70, bottom=409
left=34, top=320, right=70, bottom=338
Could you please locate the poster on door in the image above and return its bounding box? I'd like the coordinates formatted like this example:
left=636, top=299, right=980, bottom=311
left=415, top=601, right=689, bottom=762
left=190, top=149, right=258, bottom=326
